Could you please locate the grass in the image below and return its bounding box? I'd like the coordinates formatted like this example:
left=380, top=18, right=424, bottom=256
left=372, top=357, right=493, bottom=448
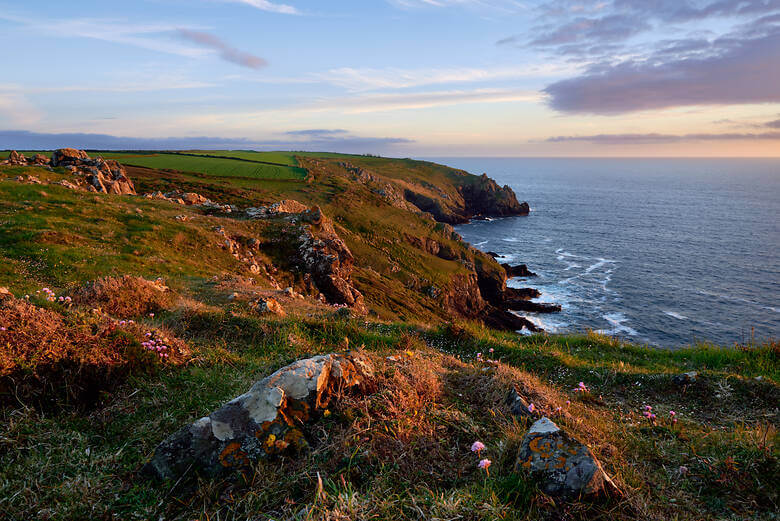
left=0, top=152, right=776, bottom=520
left=183, top=150, right=301, bottom=166
left=96, top=152, right=306, bottom=180
left=0, top=302, right=776, bottom=521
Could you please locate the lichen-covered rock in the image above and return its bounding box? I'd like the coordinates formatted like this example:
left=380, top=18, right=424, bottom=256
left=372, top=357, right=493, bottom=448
left=142, top=352, right=374, bottom=481
left=672, top=371, right=697, bottom=386
left=515, top=417, right=619, bottom=498
left=254, top=297, right=286, bottom=316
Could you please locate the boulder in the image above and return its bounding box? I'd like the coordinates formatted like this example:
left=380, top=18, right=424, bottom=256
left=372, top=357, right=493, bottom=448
left=270, top=199, right=310, bottom=214
left=30, top=154, right=49, bottom=165
left=142, top=352, right=374, bottom=481
left=6, top=150, right=26, bottom=165
left=51, top=148, right=89, bottom=166
left=672, top=371, right=697, bottom=386
left=254, top=297, right=286, bottom=316
left=56, top=180, right=82, bottom=191
left=507, top=388, right=536, bottom=421
left=515, top=417, right=619, bottom=498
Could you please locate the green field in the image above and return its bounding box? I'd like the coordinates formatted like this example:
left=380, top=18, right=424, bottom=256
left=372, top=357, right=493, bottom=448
left=184, top=150, right=300, bottom=166
left=1, top=150, right=306, bottom=180
left=99, top=152, right=306, bottom=180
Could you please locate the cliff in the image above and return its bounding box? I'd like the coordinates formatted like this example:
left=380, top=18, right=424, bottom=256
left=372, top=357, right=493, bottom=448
left=0, top=148, right=777, bottom=521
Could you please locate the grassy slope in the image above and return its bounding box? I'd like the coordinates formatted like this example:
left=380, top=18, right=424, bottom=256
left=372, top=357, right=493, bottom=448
left=0, top=154, right=777, bottom=521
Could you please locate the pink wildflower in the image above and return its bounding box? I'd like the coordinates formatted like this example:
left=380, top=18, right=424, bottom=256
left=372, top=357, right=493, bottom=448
left=149, top=313, right=155, bottom=317
left=0, top=327, right=6, bottom=331
left=527, top=403, right=535, bottom=413
left=669, top=411, right=676, bottom=417
left=489, top=348, right=494, bottom=353
left=478, top=459, right=492, bottom=475
left=471, top=441, right=485, bottom=454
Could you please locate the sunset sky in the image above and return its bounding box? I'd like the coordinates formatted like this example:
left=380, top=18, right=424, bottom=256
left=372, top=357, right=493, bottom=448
left=1, top=0, right=779, bottom=156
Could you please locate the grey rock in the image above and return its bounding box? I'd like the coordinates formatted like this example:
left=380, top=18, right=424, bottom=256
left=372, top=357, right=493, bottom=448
left=515, top=417, right=619, bottom=498
left=672, top=371, right=698, bottom=386
left=143, top=352, right=373, bottom=481
left=507, top=388, right=535, bottom=420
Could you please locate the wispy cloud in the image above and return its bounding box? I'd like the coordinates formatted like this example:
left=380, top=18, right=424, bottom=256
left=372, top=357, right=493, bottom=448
left=318, top=88, right=542, bottom=113
left=316, top=65, right=572, bottom=91
left=547, top=131, right=780, bottom=144
left=0, top=13, right=207, bottom=57
left=177, top=29, right=267, bottom=69
left=222, top=0, right=301, bottom=15
left=388, top=0, right=526, bottom=13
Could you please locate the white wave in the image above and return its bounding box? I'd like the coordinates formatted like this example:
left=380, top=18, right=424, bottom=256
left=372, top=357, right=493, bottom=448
left=584, top=258, right=616, bottom=273
left=596, top=313, right=638, bottom=337
left=501, top=237, right=519, bottom=242
left=474, top=240, right=488, bottom=247
left=769, top=307, right=779, bottom=313
left=563, top=262, right=581, bottom=271
left=663, top=310, right=687, bottom=320
left=495, top=253, right=516, bottom=263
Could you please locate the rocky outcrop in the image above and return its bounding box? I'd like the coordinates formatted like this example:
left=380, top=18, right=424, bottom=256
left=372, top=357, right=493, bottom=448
left=340, top=162, right=420, bottom=213
left=143, top=352, right=374, bottom=481
left=502, top=263, right=537, bottom=278
left=460, top=174, right=529, bottom=219
left=50, top=149, right=135, bottom=195
left=51, top=148, right=89, bottom=166
left=295, top=206, right=366, bottom=314
left=5, top=150, right=26, bottom=165
left=484, top=308, right=541, bottom=332
left=515, top=417, right=619, bottom=498
left=506, top=300, right=562, bottom=313
left=504, top=287, right=541, bottom=301
left=246, top=201, right=366, bottom=313
left=3, top=151, right=50, bottom=167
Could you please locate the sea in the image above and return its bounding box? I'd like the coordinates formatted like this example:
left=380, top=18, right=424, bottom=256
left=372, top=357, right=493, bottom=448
left=428, top=158, right=780, bottom=348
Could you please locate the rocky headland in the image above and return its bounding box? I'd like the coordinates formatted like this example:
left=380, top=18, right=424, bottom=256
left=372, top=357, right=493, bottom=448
left=1, top=148, right=773, bottom=521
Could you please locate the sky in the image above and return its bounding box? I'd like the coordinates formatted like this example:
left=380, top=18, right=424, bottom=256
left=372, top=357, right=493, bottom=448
left=1, top=0, right=779, bottom=157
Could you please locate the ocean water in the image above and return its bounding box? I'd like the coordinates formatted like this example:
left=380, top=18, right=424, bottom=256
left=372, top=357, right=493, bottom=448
left=430, top=158, right=780, bottom=348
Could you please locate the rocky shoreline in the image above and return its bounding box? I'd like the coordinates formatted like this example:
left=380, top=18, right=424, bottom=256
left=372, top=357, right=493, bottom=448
left=2, top=148, right=558, bottom=333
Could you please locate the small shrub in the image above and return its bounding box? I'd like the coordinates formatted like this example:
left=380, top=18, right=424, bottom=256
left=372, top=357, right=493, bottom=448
left=70, top=275, right=175, bottom=318
left=0, top=297, right=186, bottom=409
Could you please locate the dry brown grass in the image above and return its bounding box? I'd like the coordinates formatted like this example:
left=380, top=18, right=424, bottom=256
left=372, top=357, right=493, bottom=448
left=0, top=296, right=188, bottom=408
left=69, top=275, right=176, bottom=318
